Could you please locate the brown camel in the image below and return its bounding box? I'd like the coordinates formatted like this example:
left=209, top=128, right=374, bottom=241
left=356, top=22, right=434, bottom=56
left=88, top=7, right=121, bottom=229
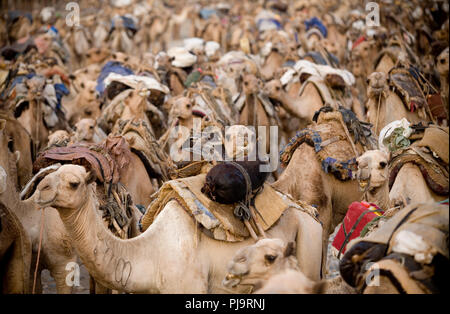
left=0, top=112, right=33, bottom=189
left=0, top=120, right=77, bottom=294
left=0, top=201, right=32, bottom=294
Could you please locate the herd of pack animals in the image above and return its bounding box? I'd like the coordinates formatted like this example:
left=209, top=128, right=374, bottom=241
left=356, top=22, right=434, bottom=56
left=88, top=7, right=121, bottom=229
left=0, top=0, right=448, bottom=294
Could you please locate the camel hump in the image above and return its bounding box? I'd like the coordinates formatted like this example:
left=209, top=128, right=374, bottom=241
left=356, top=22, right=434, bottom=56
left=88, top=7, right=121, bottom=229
left=139, top=174, right=317, bottom=242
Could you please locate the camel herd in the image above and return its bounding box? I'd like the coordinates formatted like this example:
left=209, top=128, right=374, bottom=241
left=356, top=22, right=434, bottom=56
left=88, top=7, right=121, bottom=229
left=0, top=0, right=448, bottom=295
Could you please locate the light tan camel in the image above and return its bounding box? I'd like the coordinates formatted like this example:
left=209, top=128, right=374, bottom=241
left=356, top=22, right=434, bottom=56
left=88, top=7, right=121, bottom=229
left=223, top=238, right=355, bottom=294
left=356, top=150, right=391, bottom=210
left=63, top=79, right=101, bottom=125
left=23, top=164, right=323, bottom=293
left=366, top=72, right=431, bottom=135
left=72, top=118, right=106, bottom=144
left=356, top=150, right=447, bottom=208
left=264, top=78, right=324, bottom=129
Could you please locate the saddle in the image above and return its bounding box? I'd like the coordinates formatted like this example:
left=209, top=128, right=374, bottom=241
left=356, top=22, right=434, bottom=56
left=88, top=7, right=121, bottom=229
left=340, top=202, right=449, bottom=293
left=389, top=125, right=449, bottom=196
left=280, top=109, right=374, bottom=181
left=117, top=118, right=173, bottom=183
left=139, top=174, right=319, bottom=242
left=389, top=67, right=427, bottom=112
left=33, top=136, right=132, bottom=184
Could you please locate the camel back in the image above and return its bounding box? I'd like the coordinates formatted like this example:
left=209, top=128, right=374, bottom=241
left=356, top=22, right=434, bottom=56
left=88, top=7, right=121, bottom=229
left=280, top=110, right=369, bottom=181
left=139, top=174, right=320, bottom=242
left=340, top=202, right=449, bottom=293
left=117, top=118, right=173, bottom=182
left=33, top=136, right=132, bottom=184
left=389, top=125, right=449, bottom=195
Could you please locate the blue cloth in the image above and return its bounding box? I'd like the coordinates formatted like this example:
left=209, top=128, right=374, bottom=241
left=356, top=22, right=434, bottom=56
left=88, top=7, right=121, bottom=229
left=305, top=17, right=327, bottom=38
left=110, top=16, right=138, bottom=32
left=199, top=8, right=217, bottom=19
left=304, top=52, right=328, bottom=65
left=96, top=61, right=134, bottom=95
left=54, top=83, right=69, bottom=110
left=257, top=18, right=282, bottom=30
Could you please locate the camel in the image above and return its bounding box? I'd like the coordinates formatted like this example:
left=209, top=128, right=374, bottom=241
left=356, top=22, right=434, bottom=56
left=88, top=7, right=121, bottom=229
left=0, top=119, right=77, bottom=294
left=355, top=150, right=391, bottom=210
left=260, top=47, right=285, bottom=81
left=356, top=149, right=447, bottom=208
left=436, top=47, right=449, bottom=116
left=272, top=133, right=365, bottom=274
left=22, top=164, right=323, bottom=293
left=263, top=78, right=324, bottom=129
left=14, top=79, right=50, bottom=154
left=62, top=79, right=101, bottom=125
left=108, top=16, right=136, bottom=55
left=366, top=72, right=431, bottom=135
left=0, top=201, right=32, bottom=294
left=64, top=26, right=91, bottom=70
left=238, top=73, right=275, bottom=153
left=0, top=112, right=33, bottom=189
left=72, top=118, right=106, bottom=144
left=223, top=238, right=355, bottom=294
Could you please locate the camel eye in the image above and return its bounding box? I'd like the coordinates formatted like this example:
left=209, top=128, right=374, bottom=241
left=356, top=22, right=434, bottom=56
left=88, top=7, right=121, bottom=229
left=379, top=161, right=387, bottom=169
left=69, top=181, right=80, bottom=189
left=89, top=126, right=94, bottom=129
left=85, top=109, right=92, bottom=116
left=95, top=50, right=101, bottom=55
left=440, top=58, right=446, bottom=64
left=276, top=86, right=281, bottom=91
left=264, top=254, right=277, bottom=264
left=244, top=81, right=248, bottom=86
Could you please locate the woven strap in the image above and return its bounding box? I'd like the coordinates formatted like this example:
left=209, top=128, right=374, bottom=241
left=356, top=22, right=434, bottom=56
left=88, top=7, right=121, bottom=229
left=228, top=161, right=253, bottom=221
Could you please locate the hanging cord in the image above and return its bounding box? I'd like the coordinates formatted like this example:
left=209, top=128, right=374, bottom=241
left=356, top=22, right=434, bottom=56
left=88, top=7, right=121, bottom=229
left=32, top=207, right=45, bottom=294
left=375, top=93, right=382, bottom=135
left=228, top=161, right=266, bottom=240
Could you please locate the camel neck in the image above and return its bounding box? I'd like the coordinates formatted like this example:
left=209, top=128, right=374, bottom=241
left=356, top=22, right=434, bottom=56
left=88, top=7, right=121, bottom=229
left=365, top=183, right=390, bottom=211
left=57, top=186, right=155, bottom=293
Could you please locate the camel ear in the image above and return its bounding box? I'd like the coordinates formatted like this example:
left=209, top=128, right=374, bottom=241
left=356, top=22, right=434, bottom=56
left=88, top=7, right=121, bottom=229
left=0, top=119, right=5, bottom=132
left=284, top=242, right=295, bottom=257
left=85, top=171, right=96, bottom=185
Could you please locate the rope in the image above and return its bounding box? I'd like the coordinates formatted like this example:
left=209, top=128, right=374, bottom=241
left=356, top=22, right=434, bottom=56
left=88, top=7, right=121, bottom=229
left=32, top=207, right=45, bottom=294
left=375, top=93, right=382, bottom=135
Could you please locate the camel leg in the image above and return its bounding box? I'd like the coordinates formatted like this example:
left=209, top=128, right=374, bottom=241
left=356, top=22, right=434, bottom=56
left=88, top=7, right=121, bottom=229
left=50, top=264, right=73, bottom=294
left=1, top=243, right=30, bottom=293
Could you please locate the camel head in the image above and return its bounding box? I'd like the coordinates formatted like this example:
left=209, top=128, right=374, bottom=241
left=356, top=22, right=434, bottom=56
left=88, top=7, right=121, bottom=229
left=240, top=73, right=261, bottom=95
left=21, top=164, right=95, bottom=210
left=356, top=150, right=389, bottom=192
left=170, top=96, right=194, bottom=122
left=222, top=238, right=297, bottom=290
left=366, top=72, right=389, bottom=98
left=436, top=47, right=449, bottom=77
left=70, top=80, right=101, bottom=124
left=73, top=118, right=96, bottom=143
left=263, top=79, right=283, bottom=105
left=48, top=130, right=70, bottom=147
